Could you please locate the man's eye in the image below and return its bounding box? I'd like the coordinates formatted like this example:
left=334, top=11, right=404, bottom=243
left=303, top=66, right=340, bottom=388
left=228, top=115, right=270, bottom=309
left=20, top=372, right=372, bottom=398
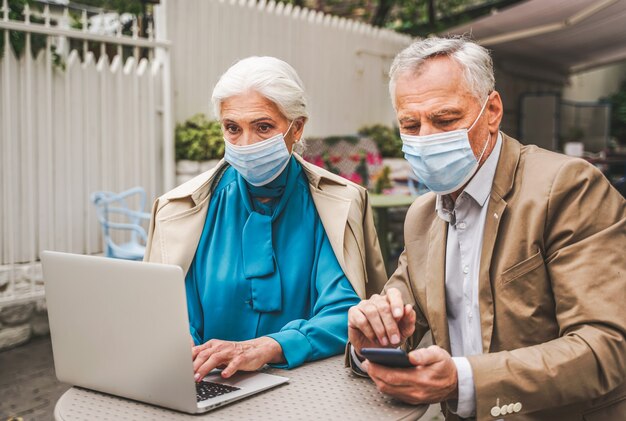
left=225, top=125, right=239, bottom=134
left=438, top=119, right=457, bottom=126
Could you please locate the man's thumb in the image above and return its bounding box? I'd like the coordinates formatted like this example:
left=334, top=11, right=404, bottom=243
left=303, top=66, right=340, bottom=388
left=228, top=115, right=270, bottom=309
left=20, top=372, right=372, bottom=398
left=408, top=345, right=445, bottom=366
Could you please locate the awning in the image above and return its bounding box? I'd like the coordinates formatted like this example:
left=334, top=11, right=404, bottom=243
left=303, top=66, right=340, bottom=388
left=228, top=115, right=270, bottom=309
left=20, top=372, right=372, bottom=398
left=443, top=0, right=626, bottom=74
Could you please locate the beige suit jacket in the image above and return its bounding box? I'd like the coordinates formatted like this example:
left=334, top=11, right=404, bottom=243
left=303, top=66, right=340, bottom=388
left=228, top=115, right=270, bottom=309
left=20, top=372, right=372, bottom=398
left=385, top=134, right=626, bottom=420
left=143, top=154, right=387, bottom=300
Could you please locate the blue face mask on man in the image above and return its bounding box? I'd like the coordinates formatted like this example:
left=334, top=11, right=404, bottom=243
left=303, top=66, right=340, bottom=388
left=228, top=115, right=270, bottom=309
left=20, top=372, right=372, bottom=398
left=224, top=120, right=295, bottom=186
left=401, top=98, right=490, bottom=195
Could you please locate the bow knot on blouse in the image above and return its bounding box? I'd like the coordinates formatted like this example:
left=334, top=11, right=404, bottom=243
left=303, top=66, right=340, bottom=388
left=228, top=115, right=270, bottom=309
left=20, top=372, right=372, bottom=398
left=239, top=159, right=297, bottom=312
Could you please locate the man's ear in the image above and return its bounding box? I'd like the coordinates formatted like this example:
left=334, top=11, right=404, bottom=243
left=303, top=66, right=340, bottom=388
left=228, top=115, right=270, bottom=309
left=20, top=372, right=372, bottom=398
left=487, top=91, right=503, bottom=133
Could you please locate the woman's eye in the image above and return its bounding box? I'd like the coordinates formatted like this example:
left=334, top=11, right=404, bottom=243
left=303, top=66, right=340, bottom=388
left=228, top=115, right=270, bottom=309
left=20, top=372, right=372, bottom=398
left=258, top=124, right=272, bottom=133
left=224, top=125, right=239, bottom=134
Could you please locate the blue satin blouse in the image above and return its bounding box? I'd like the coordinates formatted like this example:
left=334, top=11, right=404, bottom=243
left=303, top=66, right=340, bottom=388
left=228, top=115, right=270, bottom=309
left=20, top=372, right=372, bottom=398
left=185, top=157, right=360, bottom=368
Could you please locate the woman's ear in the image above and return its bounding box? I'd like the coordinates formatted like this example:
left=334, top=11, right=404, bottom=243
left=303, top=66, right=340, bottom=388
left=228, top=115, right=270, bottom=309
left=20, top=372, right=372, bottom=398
left=292, top=117, right=307, bottom=142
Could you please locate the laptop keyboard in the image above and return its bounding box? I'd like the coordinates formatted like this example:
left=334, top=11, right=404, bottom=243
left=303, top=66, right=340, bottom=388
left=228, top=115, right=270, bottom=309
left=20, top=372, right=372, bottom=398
left=196, top=380, right=241, bottom=402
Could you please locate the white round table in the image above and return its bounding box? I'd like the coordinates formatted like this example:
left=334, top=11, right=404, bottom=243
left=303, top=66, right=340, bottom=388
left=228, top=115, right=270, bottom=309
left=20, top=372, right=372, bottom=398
left=55, top=355, right=428, bottom=421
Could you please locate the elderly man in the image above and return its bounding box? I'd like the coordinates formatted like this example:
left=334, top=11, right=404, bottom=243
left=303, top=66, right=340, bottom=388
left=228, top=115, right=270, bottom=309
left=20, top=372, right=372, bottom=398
left=347, top=37, right=626, bottom=420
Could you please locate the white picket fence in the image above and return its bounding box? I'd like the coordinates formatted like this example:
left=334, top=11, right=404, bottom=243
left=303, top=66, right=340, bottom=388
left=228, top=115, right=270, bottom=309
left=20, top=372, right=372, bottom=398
left=158, top=0, right=413, bottom=137
left=1, top=0, right=411, bottom=307
left=0, top=2, right=172, bottom=306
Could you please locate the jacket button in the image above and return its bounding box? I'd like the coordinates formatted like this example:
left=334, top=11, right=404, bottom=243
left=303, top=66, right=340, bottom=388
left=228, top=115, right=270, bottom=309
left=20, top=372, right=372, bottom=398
left=507, top=403, right=514, bottom=413
left=513, top=402, right=522, bottom=412
left=500, top=405, right=508, bottom=415
left=490, top=406, right=501, bottom=417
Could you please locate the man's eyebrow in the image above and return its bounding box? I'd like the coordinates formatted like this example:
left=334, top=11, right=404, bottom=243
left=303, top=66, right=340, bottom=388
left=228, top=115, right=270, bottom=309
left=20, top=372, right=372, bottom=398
left=398, top=116, right=419, bottom=124
left=429, top=108, right=463, bottom=118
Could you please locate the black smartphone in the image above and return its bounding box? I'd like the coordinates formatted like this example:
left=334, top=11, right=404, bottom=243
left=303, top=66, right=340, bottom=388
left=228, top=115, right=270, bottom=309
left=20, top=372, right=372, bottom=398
left=359, top=348, right=414, bottom=368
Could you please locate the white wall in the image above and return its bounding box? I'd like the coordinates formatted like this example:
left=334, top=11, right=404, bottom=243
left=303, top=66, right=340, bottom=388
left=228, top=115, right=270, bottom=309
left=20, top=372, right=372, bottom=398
left=563, top=60, right=626, bottom=102
left=156, top=0, right=412, bottom=137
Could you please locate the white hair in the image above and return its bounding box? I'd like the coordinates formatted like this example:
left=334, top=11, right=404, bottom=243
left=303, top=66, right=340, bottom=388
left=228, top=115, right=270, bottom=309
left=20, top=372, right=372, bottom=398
left=389, top=36, right=494, bottom=107
left=211, top=56, right=309, bottom=122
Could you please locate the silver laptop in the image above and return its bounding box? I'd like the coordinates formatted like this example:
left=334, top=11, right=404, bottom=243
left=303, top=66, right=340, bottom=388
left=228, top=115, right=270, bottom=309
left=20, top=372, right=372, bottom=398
left=41, top=251, right=289, bottom=414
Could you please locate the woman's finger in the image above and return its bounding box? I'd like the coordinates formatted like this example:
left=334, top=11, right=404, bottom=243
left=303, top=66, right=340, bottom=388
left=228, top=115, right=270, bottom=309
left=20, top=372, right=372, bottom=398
left=221, top=355, right=245, bottom=378
left=195, top=351, right=230, bottom=381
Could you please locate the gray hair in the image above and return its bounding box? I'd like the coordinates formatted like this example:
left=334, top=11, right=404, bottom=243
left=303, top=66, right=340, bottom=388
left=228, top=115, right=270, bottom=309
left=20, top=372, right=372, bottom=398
left=211, top=56, right=309, bottom=122
left=389, top=36, right=494, bottom=107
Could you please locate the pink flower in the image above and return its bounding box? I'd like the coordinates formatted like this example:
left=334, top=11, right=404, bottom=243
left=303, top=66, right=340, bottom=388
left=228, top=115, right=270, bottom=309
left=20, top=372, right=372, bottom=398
left=329, top=155, right=342, bottom=164
left=343, top=172, right=363, bottom=185
left=367, top=152, right=382, bottom=165
left=311, top=155, right=324, bottom=168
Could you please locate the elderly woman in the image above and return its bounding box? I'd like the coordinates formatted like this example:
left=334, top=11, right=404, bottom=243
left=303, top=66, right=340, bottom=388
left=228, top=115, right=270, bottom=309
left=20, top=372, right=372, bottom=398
left=144, top=56, right=386, bottom=381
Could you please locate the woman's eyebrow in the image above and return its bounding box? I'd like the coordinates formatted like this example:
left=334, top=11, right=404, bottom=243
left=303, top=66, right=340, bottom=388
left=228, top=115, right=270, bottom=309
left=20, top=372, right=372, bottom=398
left=221, top=117, right=276, bottom=124
left=250, top=117, right=276, bottom=124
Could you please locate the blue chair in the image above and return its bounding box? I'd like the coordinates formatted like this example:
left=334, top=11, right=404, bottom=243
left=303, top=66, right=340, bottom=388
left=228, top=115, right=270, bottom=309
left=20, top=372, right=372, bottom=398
left=91, top=187, right=152, bottom=260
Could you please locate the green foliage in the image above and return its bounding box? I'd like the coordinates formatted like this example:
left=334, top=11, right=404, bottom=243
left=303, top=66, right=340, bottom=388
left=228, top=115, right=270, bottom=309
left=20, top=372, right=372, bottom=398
left=0, top=0, right=65, bottom=69
left=607, top=79, right=626, bottom=145
left=324, top=135, right=359, bottom=146
left=373, top=165, right=392, bottom=193
left=279, top=0, right=523, bottom=36
left=386, top=0, right=506, bottom=36
left=358, top=124, right=403, bottom=158
left=562, top=126, right=585, bottom=142
left=175, top=114, right=224, bottom=161
left=0, top=1, right=44, bottom=59
left=75, top=0, right=143, bottom=15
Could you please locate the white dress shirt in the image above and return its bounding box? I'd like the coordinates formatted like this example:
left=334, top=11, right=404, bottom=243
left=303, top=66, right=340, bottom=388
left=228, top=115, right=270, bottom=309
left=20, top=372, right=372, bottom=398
left=439, top=133, right=502, bottom=418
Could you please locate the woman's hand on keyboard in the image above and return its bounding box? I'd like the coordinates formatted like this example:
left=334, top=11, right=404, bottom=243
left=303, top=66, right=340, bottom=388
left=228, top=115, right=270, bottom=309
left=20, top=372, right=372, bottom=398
left=191, top=337, right=285, bottom=381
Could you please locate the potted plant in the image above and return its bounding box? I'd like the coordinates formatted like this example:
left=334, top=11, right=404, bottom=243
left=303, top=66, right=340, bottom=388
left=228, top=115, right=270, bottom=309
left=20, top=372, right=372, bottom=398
left=175, top=114, right=224, bottom=181
left=358, top=124, right=408, bottom=194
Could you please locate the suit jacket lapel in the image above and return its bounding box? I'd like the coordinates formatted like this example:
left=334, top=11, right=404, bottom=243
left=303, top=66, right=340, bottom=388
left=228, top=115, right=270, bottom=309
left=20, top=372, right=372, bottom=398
left=426, top=217, right=451, bottom=352
left=479, top=195, right=505, bottom=352
left=478, top=133, right=520, bottom=352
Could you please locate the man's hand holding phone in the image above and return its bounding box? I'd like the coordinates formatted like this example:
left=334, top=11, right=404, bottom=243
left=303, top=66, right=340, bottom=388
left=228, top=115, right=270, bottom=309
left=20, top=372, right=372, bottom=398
left=348, top=288, right=459, bottom=405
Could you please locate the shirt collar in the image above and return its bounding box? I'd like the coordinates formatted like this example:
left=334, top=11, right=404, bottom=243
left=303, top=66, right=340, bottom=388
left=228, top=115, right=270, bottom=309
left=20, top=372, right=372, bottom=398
left=436, top=132, right=503, bottom=222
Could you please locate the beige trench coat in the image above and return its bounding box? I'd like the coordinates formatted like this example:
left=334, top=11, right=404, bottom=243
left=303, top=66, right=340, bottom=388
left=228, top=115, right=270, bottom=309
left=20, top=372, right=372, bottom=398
left=144, top=154, right=388, bottom=299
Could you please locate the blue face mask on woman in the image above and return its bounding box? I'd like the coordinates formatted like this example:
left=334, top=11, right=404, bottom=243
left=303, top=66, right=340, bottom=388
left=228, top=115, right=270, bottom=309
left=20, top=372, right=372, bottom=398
left=224, top=121, right=295, bottom=186
left=401, top=98, right=490, bottom=195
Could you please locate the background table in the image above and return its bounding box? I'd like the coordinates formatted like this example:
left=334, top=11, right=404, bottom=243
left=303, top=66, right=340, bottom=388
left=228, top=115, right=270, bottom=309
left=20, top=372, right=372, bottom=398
left=54, top=355, right=428, bottom=421
left=370, top=194, right=417, bottom=276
